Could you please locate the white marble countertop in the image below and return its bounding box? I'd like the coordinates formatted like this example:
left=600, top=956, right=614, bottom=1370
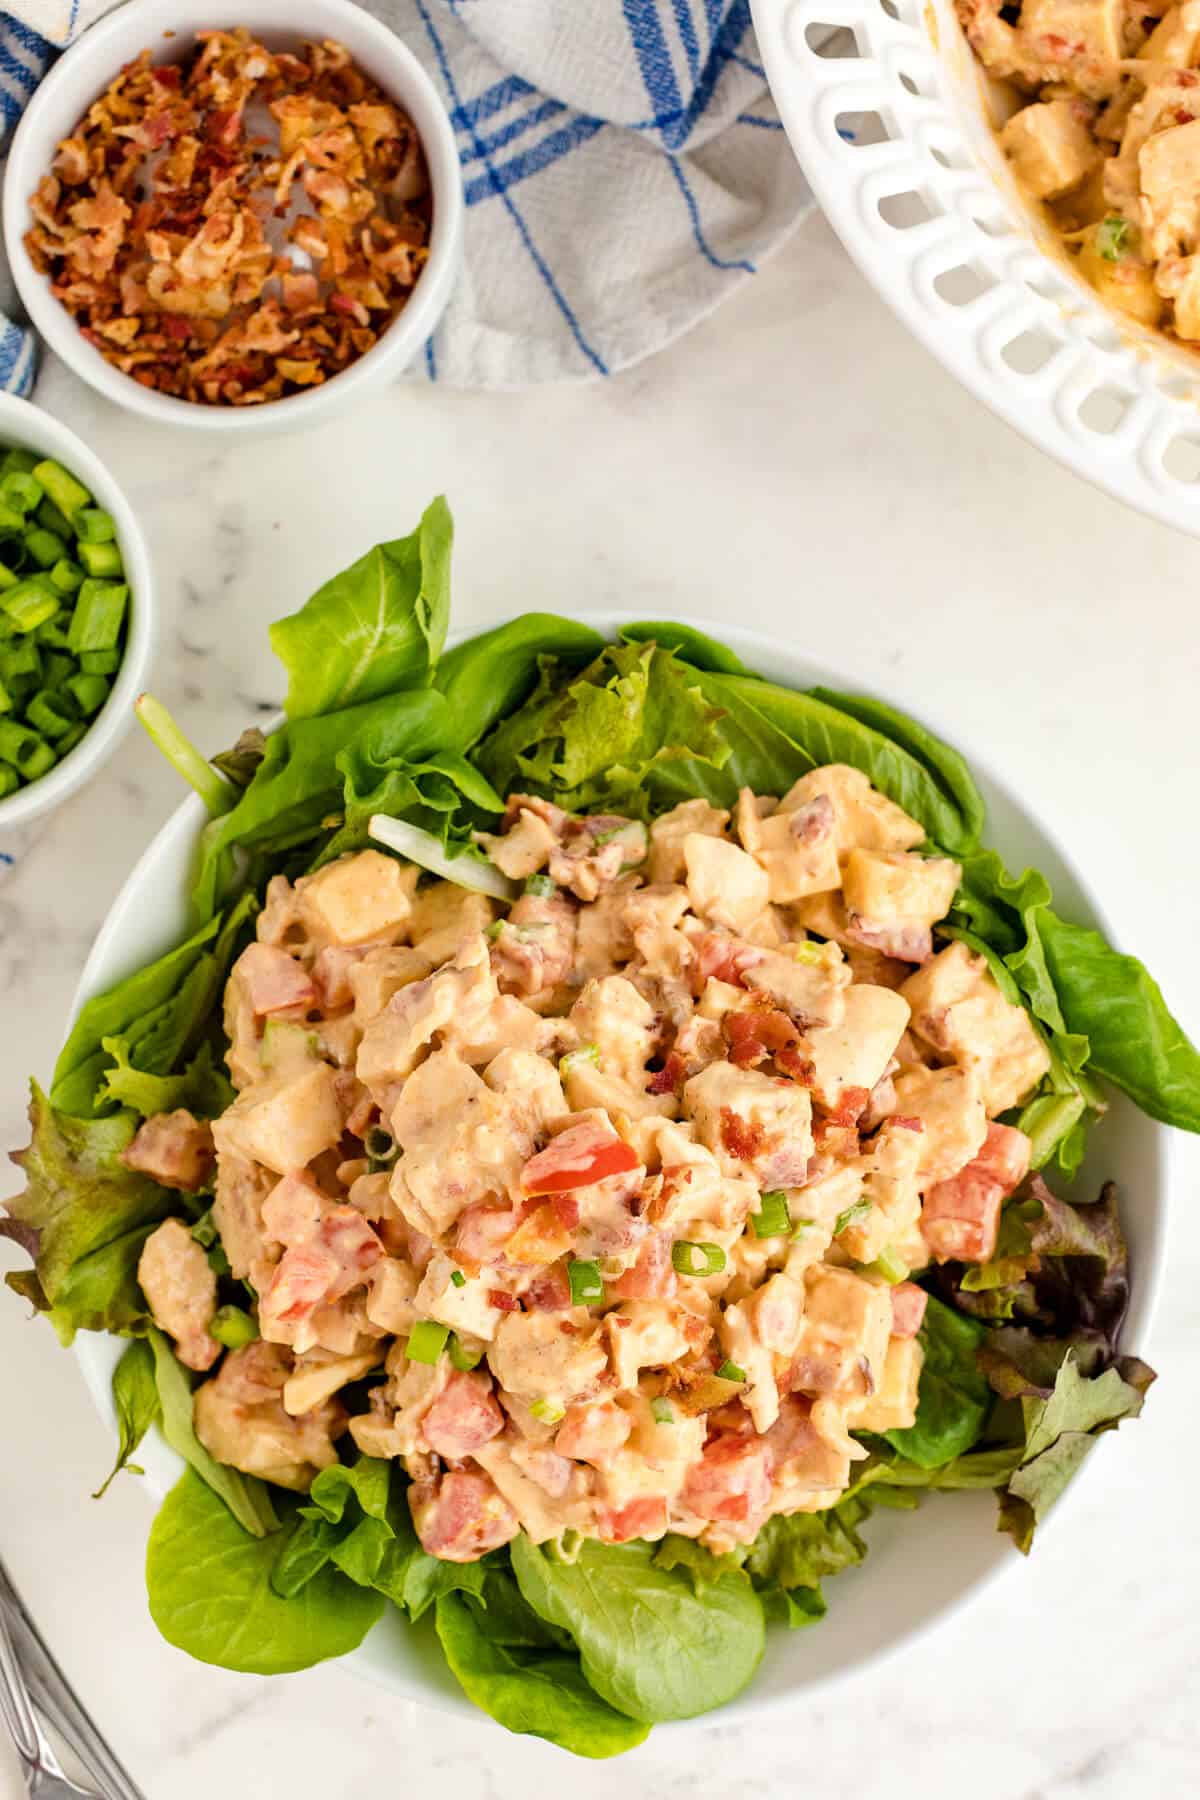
left=2, top=214, right=1199, bottom=1800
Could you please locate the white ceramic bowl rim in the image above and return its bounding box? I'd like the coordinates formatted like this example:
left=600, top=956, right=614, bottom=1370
left=66, top=612, right=1171, bottom=1727
left=0, top=394, right=154, bottom=829
left=2, top=0, right=463, bottom=436
left=752, top=0, right=1200, bottom=536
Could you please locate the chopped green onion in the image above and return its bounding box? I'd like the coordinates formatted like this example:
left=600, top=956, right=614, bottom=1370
left=80, top=648, right=119, bottom=674
left=3, top=582, right=58, bottom=634
left=524, top=872, right=556, bottom=897
left=0, top=765, right=17, bottom=799
left=406, top=1320, right=450, bottom=1365
left=57, top=721, right=88, bottom=757
left=135, top=694, right=236, bottom=818
left=0, top=502, right=24, bottom=534
left=671, top=1240, right=727, bottom=1277
left=65, top=672, right=108, bottom=716
left=0, top=718, right=52, bottom=774
left=0, top=449, right=38, bottom=477
left=0, top=471, right=42, bottom=515
left=67, top=578, right=126, bottom=653
left=530, top=1397, right=566, bottom=1425
left=24, top=527, right=66, bottom=570
left=567, top=1258, right=604, bottom=1305
left=1096, top=215, right=1131, bottom=262
left=77, top=539, right=123, bottom=579
left=559, top=1042, right=600, bottom=1077
left=76, top=507, right=116, bottom=544
left=650, top=1396, right=675, bottom=1424
left=789, top=1216, right=819, bottom=1240
left=207, top=1242, right=232, bottom=1278
left=834, top=1197, right=873, bottom=1236
left=448, top=1334, right=483, bottom=1372
left=37, top=495, right=73, bottom=538
left=21, top=739, right=55, bottom=780
left=750, top=1191, right=791, bottom=1238
left=0, top=562, right=18, bottom=591
left=450, top=1269, right=467, bottom=1289
left=211, top=1305, right=259, bottom=1349
left=364, top=1124, right=398, bottom=1172
left=0, top=679, right=10, bottom=715
left=715, top=1359, right=746, bottom=1384
left=1, top=639, right=40, bottom=683
left=191, top=1210, right=219, bottom=1248
left=36, top=618, right=71, bottom=650
left=866, top=1246, right=909, bottom=1284
left=33, top=458, right=90, bottom=520
left=49, top=559, right=83, bottom=597
left=26, top=690, right=75, bottom=739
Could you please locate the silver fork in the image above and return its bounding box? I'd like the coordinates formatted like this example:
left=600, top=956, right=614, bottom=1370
left=0, top=1559, right=146, bottom=1800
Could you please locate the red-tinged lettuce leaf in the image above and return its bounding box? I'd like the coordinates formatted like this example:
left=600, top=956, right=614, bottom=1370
left=3, top=1085, right=174, bottom=1341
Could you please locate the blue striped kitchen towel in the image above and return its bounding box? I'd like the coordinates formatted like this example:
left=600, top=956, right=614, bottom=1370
left=0, top=0, right=809, bottom=390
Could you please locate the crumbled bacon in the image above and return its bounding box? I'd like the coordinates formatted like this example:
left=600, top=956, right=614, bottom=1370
left=25, top=30, right=431, bottom=407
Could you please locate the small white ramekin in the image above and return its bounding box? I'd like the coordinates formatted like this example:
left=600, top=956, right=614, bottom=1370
left=0, top=394, right=154, bottom=829
left=3, top=0, right=463, bottom=436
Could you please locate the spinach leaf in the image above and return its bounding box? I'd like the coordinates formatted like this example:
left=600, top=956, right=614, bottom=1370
left=146, top=1470, right=383, bottom=1674
left=147, top=1328, right=279, bottom=1538
left=510, top=1535, right=764, bottom=1723
left=436, top=1572, right=650, bottom=1758
left=93, top=1337, right=160, bottom=1499
left=809, top=687, right=986, bottom=850
left=883, top=1293, right=990, bottom=1468
left=3, top=1087, right=171, bottom=1340
left=99, top=1039, right=233, bottom=1122
left=51, top=895, right=255, bottom=1119
left=269, top=497, right=452, bottom=720
left=192, top=689, right=453, bottom=916
left=435, top=613, right=606, bottom=750
left=1039, top=909, right=1200, bottom=1132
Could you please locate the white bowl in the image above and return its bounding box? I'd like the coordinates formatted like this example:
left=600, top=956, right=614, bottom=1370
left=753, top=0, right=1200, bottom=535
left=3, top=0, right=463, bottom=436
left=67, top=615, right=1168, bottom=1723
left=0, top=394, right=153, bottom=829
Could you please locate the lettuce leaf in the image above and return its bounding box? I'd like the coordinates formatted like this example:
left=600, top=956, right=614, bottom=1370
left=93, top=1336, right=160, bottom=1499
left=741, top=1496, right=873, bottom=1593
left=146, top=1470, right=381, bottom=1674
left=99, top=1038, right=232, bottom=1123
left=269, top=497, right=452, bottom=720
left=436, top=1572, right=650, bottom=1758
left=147, top=1328, right=279, bottom=1537
left=435, top=613, right=606, bottom=750
left=883, top=1293, right=991, bottom=1469
left=3, top=1087, right=172, bottom=1340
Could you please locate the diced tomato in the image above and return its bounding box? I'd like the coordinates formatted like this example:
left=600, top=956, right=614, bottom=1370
left=890, top=1282, right=928, bottom=1338
left=820, top=1084, right=871, bottom=1127
left=682, top=1434, right=773, bottom=1523
left=599, top=1497, right=668, bottom=1543
left=972, top=1122, right=1032, bottom=1193
left=524, top=1261, right=573, bottom=1312
left=262, top=1244, right=339, bottom=1329
left=487, top=1290, right=520, bottom=1312
left=647, top=1051, right=685, bottom=1096
left=521, top=1121, right=640, bottom=1195
left=152, top=63, right=181, bottom=87
left=608, top=1231, right=677, bottom=1301
left=409, top=1469, right=518, bottom=1562
left=921, top=1123, right=1031, bottom=1264
left=422, top=1371, right=504, bottom=1459
left=319, top=1207, right=384, bottom=1299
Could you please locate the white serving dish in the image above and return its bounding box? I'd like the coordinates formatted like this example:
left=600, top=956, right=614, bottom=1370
left=0, top=394, right=154, bottom=829
left=68, top=616, right=1168, bottom=1724
left=753, top=0, right=1200, bottom=535
left=4, top=0, right=463, bottom=437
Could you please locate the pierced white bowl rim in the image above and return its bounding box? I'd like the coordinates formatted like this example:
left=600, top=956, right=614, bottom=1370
left=3, top=0, right=464, bottom=436
left=752, top=0, right=1200, bottom=535
left=66, top=611, right=1171, bottom=1727
left=0, top=394, right=154, bottom=829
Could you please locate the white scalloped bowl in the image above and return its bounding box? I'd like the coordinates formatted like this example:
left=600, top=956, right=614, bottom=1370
left=67, top=617, right=1167, bottom=1724
left=753, top=0, right=1200, bottom=533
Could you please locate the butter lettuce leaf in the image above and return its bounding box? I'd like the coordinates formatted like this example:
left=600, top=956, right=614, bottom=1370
left=883, top=1294, right=991, bottom=1469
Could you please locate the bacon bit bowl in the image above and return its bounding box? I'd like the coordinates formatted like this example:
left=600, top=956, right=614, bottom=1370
left=3, top=0, right=463, bottom=434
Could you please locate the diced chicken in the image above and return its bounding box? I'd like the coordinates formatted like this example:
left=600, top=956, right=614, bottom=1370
left=365, top=1257, right=420, bottom=1333
left=407, top=883, right=496, bottom=963
left=744, top=789, right=842, bottom=902
left=842, top=851, right=961, bottom=960
left=488, top=1308, right=607, bottom=1405
left=780, top=765, right=925, bottom=855
left=741, top=941, right=851, bottom=1027
left=890, top=1282, right=928, bottom=1338
left=805, top=984, right=910, bottom=1115
left=473, top=1438, right=592, bottom=1542
left=604, top=1299, right=696, bottom=1391
left=921, top=1121, right=1032, bottom=1263
left=348, top=945, right=433, bottom=1027
left=608, top=1230, right=677, bottom=1300
left=1018, top=0, right=1123, bottom=98
left=548, top=815, right=648, bottom=902
left=356, top=935, right=498, bottom=1090
left=485, top=1047, right=570, bottom=1140
left=137, top=1217, right=219, bottom=1371
left=765, top=1396, right=853, bottom=1510
left=684, top=834, right=769, bottom=933
left=890, top=1065, right=988, bottom=1186
left=681, top=1433, right=773, bottom=1524
left=573, top=878, right=638, bottom=979
left=212, top=1059, right=343, bottom=1175
left=569, top=975, right=657, bottom=1087
left=421, top=1369, right=505, bottom=1458
left=312, top=944, right=367, bottom=1011
left=390, top=1051, right=535, bottom=1238
left=788, top=1265, right=892, bottom=1398
left=900, top=941, right=1050, bottom=1114
left=259, top=1203, right=384, bottom=1352
left=555, top=1396, right=633, bottom=1465
left=122, top=1109, right=214, bottom=1191
left=999, top=98, right=1100, bottom=199
left=648, top=798, right=730, bottom=883
left=194, top=1343, right=345, bottom=1490
left=282, top=1345, right=384, bottom=1416
left=476, top=803, right=559, bottom=879
left=491, top=889, right=576, bottom=997
left=231, top=942, right=316, bottom=1015
left=295, top=849, right=416, bottom=946
left=852, top=1336, right=923, bottom=1433
left=409, top=1467, right=519, bottom=1561
left=211, top=1152, right=275, bottom=1283
left=684, top=1060, right=814, bottom=1188
left=837, top=1116, right=925, bottom=1263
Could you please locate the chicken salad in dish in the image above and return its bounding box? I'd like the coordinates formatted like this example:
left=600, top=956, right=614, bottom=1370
left=5, top=498, right=1195, bottom=1755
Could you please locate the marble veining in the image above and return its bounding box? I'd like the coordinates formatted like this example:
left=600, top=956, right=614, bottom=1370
left=2, top=217, right=1199, bottom=1800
